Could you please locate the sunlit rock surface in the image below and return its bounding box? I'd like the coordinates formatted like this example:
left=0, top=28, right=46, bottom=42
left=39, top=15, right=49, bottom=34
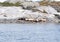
left=0, top=6, right=59, bottom=23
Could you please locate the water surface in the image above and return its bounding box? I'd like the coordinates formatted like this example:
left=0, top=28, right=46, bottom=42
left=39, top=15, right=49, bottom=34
left=0, top=23, right=60, bottom=42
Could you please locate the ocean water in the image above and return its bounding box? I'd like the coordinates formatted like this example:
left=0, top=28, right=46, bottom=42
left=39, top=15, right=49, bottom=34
left=0, top=23, right=60, bottom=42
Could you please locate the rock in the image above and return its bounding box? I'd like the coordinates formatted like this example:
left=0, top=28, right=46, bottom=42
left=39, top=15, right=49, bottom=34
left=18, top=18, right=25, bottom=20
left=51, top=5, right=60, bottom=12
left=54, top=14, right=59, bottom=16
left=21, top=2, right=40, bottom=9
left=58, top=16, right=60, bottom=19
left=54, top=14, right=60, bottom=19
left=26, top=6, right=33, bottom=10
left=0, top=6, right=59, bottom=23
left=58, top=21, right=60, bottom=23
left=3, top=15, right=7, bottom=17
left=32, top=8, right=43, bottom=12
left=35, top=6, right=58, bottom=14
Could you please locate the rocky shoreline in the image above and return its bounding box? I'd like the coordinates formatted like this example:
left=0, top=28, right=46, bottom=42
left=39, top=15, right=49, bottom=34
left=0, top=6, right=60, bottom=23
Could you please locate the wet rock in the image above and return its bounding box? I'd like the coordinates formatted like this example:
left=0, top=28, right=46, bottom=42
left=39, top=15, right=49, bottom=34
left=3, top=15, right=7, bottom=17
left=58, top=16, right=60, bottom=19
left=54, top=14, right=60, bottom=19
left=26, top=6, right=33, bottom=10
left=58, top=21, right=60, bottom=23
left=20, top=5, right=33, bottom=10
left=18, top=18, right=25, bottom=20
left=54, top=14, right=59, bottom=16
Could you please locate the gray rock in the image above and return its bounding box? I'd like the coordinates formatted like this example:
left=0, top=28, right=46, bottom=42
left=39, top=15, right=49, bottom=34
left=54, top=14, right=60, bottom=19
left=51, top=5, right=60, bottom=12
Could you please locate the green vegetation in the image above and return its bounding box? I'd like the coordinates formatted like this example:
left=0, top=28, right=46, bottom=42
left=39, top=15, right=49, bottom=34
left=14, top=2, right=20, bottom=6
left=0, top=2, right=21, bottom=6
